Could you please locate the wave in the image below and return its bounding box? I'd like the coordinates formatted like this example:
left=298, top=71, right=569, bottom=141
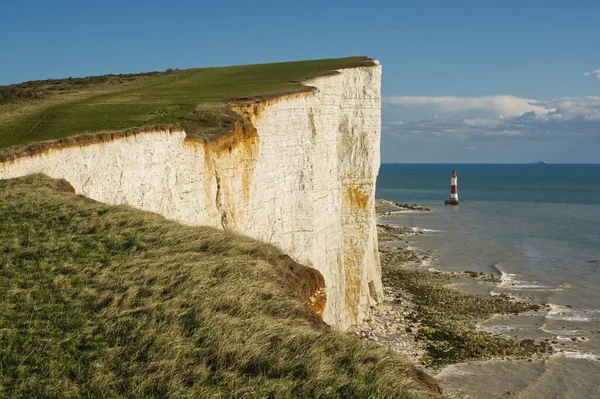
left=482, top=324, right=537, bottom=334
left=408, top=227, right=446, bottom=233
left=539, top=326, right=580, bottom=336
left=422, top=228, right=446, bottom=233
left=551, top=351, right=600, bottom=361
left=546, top=304, right=600, bottom=323
left=496, top=271, right=556, bottom=291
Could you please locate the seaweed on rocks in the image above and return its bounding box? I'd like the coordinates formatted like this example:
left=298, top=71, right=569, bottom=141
left=376, top=199, right=431, bottom=215
left=376, top=224, right=553, bottom=367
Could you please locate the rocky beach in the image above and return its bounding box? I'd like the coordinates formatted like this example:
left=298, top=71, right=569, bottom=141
left=353, top=200, right=570, bottom=397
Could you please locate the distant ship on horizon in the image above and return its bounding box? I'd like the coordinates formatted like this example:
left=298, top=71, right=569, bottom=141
left=529, top=160, right=547, bottom=164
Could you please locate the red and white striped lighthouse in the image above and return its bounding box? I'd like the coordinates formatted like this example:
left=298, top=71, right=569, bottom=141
left=444, top=170, right=459, bottom=205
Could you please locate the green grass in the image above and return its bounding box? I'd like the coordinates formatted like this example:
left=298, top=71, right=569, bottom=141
left=0, top=175, right=441, bottom=398
left=0, top=57, right=374, bottom=150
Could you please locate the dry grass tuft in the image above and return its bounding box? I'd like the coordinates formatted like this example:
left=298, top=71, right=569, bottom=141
left=0, top=175, right=442, bottom=398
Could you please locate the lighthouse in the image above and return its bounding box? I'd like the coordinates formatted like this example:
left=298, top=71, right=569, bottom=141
left=444, top=170, right=459, bottom=205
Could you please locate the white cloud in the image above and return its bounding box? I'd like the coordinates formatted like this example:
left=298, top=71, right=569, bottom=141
left=383, top=96, right=600, bottom=142
left=384, top=95, right=552, bottom=116
left=584, top=69, right=600, bottom=82
left=462, top=118, right=502, bottom=129
left=482, top=130, right=524, bottom=136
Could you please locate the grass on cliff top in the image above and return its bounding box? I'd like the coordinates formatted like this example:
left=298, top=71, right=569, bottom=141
left=0, top=175, right=441, bottom=398
left=0, top=56, right=374, bottom=150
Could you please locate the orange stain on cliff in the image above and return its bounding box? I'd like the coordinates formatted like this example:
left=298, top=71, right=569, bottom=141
left=276, top=254, right=327, bottom=320
left=344, top=185, right=370, bottom=210
left=184, top=105, right=260, bottom=229
left=342, top=183, right=372, bottom=322
left=226, top=90, right=314, bottom=121
left=343, top=252, right=362, bottom=323
left=309, top=287, right=327, bottom=319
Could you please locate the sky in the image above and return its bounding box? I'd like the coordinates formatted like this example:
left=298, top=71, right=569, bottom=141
left=1, top=0, right=599, bottom=163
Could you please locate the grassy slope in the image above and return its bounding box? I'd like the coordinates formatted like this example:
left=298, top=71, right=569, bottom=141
left=0, top=175, right=441, bottom=398
left=0, top=57, right=373, bottom=149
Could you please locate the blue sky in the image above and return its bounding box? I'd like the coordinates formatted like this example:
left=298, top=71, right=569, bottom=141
left=2, top=0, right=599, bottom=162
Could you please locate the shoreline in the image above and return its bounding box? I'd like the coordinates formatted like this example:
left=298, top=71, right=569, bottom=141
left=363, top=199, right=600, bottom=397
left=355, top=200, right=557, bottom=376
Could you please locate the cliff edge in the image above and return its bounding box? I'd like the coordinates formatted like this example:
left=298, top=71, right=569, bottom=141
left=0, top=58, right=383, bottom=329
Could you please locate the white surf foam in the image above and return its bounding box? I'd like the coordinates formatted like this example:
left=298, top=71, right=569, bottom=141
left=554, top=335, right=583, bottom=342
left=409, top=227, right=445, bottom=233
left=539, top=326, right=580, bottom=336
left=497, top=272, right=555, bottom=291
left=552, top=351, right=600, bottom=361
left=546, top=304, right=600, bottom=323
left=406, top=245, right=425, bottom=252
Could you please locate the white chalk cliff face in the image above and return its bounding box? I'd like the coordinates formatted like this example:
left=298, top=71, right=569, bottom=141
left=0, top=63, right=383, bottom=329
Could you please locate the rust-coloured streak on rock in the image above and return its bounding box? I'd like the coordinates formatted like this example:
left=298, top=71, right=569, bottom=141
left=227, top=106, right=261, bottom=202
left=344, top=185, right=370, bottom=210
left=226, top=90, right=315, bottom=116
left=308, top=287, right=327, bottom=319
left=276, top=255, right=327, bottom=320
left=342, top=183, right=372, bottom=323
left=343, top=252, right=362, bottom=323
left=184, top=106, right=260, bottom=229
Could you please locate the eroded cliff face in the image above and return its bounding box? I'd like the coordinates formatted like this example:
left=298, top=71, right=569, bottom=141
left=0, top=63, right=382, bottom=329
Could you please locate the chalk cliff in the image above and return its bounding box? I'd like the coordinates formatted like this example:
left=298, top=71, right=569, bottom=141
left=0, top=62, right=382, bottom=329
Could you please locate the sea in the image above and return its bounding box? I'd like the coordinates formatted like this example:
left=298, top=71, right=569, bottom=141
left=376, top=163, right=600, bottom=399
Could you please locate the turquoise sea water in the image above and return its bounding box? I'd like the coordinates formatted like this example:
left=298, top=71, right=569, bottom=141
left=378, top=163, right=600, bottom=205
left=377, top=164, right=600, bottom=398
